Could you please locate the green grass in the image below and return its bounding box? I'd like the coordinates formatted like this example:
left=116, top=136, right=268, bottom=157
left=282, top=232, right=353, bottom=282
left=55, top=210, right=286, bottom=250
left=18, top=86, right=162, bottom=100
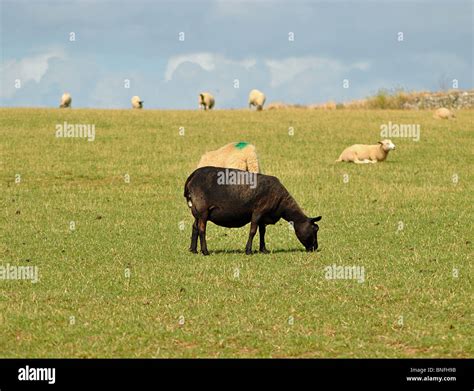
left=0, top=108, right=472, bottom=358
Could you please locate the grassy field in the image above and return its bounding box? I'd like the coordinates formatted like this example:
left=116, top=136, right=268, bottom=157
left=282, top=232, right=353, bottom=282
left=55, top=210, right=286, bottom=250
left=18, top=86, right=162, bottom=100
left=0, top=108, right=472, bottom=358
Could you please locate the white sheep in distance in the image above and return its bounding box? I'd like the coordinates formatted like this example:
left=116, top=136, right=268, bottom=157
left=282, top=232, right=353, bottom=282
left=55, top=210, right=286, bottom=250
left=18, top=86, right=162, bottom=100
left=248, top=89, right=266, bottom=111
left=199, top=92, right=215, bottom=110
left=59, top=93, right=72, bottom=108
left=433, top=107, right=455, bottom=119
left=197, top=142, right=260, bottom=173
left=336, top=139, right=396, bottom=164
left=131, top=96, right=144, bottom=109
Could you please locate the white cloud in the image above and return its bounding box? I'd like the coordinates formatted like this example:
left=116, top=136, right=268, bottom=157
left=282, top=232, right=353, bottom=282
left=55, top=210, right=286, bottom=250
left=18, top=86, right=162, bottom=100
left=0, top=50, right=64, bottom=98
left=265, top=56, right=371, bottom=88
left=164, top=52, right=256, bottom=81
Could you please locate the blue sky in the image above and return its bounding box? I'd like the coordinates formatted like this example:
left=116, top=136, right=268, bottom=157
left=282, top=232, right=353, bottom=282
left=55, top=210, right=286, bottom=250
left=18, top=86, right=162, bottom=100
left=1, top=0, right=472, bottom=108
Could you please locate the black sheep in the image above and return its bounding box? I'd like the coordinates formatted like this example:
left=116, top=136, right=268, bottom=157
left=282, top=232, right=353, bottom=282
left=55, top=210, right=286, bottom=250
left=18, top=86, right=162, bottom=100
left=184, top=167, right=322, bottom=255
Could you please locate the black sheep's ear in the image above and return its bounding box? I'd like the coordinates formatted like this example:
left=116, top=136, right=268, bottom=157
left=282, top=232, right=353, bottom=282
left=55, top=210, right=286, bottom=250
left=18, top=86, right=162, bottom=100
left=310, top=216, right=322, bottom=224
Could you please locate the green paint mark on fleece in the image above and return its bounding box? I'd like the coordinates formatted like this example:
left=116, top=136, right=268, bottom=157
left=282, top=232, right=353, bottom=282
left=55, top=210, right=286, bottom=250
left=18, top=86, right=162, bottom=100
left=235, top=141, right=249, bottom=149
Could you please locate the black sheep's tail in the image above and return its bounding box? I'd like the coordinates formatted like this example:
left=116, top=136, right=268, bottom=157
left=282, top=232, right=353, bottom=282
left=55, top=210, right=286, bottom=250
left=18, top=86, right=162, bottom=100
left=184, top=179, right=190, bottom=199
left=184, top=170, right=198, bottom=206
left=184, top=177, right=191, bottom=199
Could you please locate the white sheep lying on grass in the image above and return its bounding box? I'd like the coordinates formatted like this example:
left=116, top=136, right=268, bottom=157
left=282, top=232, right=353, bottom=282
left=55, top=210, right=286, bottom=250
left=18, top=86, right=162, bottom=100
left=199, top=92, right=215, bottom=110
left=59, top=93, right=72, bottom=108
left=197, top=141, right=260, bottom=173
left=336, top=139, right=396, bottom=164
left=248, top=89, right=266, bottom=111
left=433, top=107, right=455, bottom=119
left=131, top=96, right=143, bottom=109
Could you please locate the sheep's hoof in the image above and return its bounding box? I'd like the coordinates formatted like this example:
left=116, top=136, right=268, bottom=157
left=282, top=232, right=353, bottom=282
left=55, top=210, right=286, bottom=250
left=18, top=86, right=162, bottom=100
left=245, top=250, right=253, bottom=255
left=189, top=248, right=198, bottom=254
left=201, top=250, right=210, bottom=256
left=259, top=248, right=270, bottom=254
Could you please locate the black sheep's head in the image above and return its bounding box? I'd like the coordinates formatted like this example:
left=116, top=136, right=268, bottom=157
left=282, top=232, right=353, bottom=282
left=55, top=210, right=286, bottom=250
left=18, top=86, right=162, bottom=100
left=295, top=216, right=322, bottom=252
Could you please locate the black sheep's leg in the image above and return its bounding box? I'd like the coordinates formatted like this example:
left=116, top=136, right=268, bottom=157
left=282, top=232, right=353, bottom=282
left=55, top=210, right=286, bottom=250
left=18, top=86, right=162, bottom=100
left=245, top=221, right=259, bottom=255
left=189, top=218, right=198, bottom=253
left=198, top=214, right=209, bottom=256
left=259, top=224, right=270, bottom=253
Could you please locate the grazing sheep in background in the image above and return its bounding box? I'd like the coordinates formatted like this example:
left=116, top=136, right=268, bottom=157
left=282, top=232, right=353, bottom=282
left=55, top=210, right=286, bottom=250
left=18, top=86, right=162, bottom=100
left=336, top=139, right=396, bottom=164
left=323, top=101, right=337, bottom=110
left=59, top=93, right=72, bottom=108
left=131, top=96, right=143, bottom=109
left=199, top=92, right=215, bottom=110
left=197, top=142, right=260, bottom=173
left=433, top=107, right=455, bottom=119
left=309, top=101, right=337, bottom=110
left=248, top=89, right=266, bottom=111
left=184, top=166, right=322, bottom=255
left=402, top=102, right=419, bottom=110
left=267, top=102, right=288, bottom=110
